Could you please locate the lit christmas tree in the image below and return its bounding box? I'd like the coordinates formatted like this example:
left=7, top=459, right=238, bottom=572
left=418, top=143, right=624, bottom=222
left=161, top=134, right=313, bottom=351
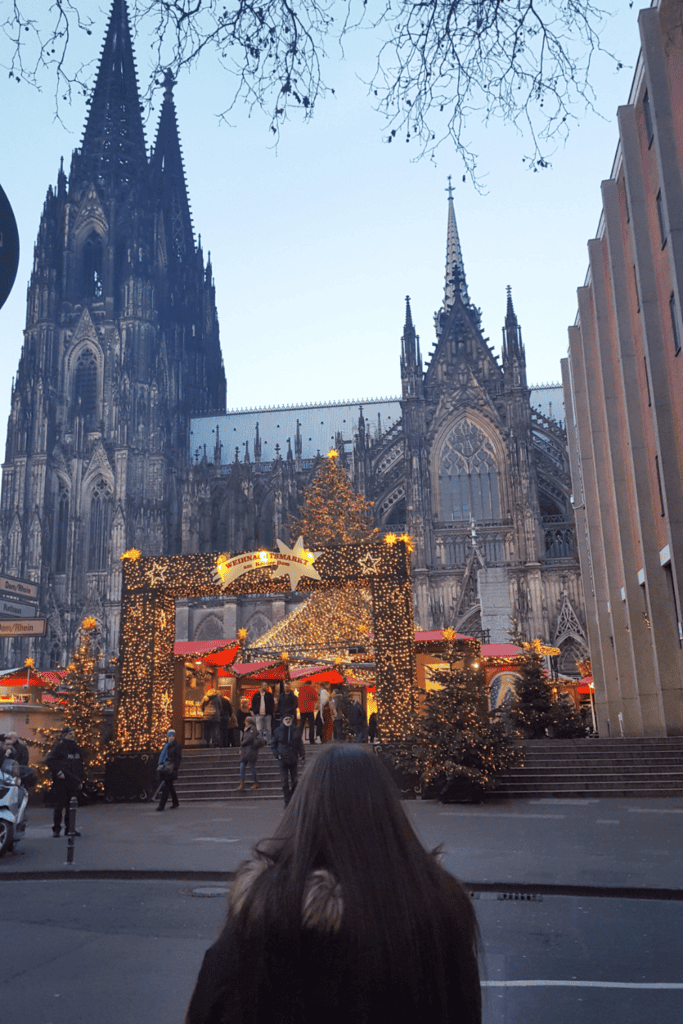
left=508, top=635, right=556, bottom=738
left=396, top=636, right=522, bottom=800
left=289, top=448, right=380, bottom=546
left=30, top=617, right=110, bottom=790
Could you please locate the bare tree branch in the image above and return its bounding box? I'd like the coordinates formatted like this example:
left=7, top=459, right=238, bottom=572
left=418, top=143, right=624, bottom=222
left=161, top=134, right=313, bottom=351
left=0, top=0, right=626, bottom=177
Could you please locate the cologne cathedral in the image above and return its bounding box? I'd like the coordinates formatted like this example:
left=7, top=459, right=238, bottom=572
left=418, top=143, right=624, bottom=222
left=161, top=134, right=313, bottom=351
left=0, top=0, right=588, bottom=677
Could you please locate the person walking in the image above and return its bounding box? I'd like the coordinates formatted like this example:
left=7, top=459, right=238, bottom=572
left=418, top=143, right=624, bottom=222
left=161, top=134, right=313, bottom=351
left=319, top=681, right=333, bottom=743
left=277, top=681, right=298, bottom=724
left=297, top=679, right=318, bottom=744
left=330, top=689, right=346, bottom=742
left=156, top=728, right=182, bottom=811
left=250, top=683, right=274, bottom=743
left=219, top=692, right=233, bottom=748
left=238, top=716, right=266, bottom=791
left=46, top=726, right=84, bottom=837
left=185, top=744, right=481, bottom=1024
left=271, top=714, right=305, bottom=807
left=347, top=696, right=367, bottom=743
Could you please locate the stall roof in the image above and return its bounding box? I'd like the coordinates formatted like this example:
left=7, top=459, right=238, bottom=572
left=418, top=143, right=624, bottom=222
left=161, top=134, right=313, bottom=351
left=480, top=644, right=525, bottom=659
left=289, top=665, right=345, bottom=685
left=0, top=667, right=60, bottom=688
left=174, top=639, right=241, bottom=667
left=415, top=630, right=476, bottom=644
left=230, top=661, right=286, bottom=680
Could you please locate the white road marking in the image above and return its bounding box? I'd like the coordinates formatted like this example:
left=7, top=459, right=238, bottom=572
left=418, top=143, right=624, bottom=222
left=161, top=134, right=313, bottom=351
left=596, top=819, right=620, bottom=824
left=627, top=807, right=683, bottom=814
left=482, top=980, right=683, bottom=989
left=191, top=837, right=242, bottom=843
left=439, top=812, right=565, bottom=819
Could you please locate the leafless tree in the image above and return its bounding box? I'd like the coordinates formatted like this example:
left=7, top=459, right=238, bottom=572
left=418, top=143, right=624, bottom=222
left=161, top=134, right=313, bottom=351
left=1, top=0, right=624, bottom=178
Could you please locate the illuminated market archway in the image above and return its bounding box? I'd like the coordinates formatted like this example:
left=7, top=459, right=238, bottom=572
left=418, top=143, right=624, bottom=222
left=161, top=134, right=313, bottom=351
left=116, top=539, right=416, bottom=751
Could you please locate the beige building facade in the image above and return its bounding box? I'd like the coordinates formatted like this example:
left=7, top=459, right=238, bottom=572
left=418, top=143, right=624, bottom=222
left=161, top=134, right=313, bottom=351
left=564, top=0, right=683, bottom=736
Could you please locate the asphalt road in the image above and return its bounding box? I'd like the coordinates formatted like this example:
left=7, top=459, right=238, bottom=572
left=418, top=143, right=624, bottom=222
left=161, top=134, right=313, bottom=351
left=2, top=879, right=682, bottom=1024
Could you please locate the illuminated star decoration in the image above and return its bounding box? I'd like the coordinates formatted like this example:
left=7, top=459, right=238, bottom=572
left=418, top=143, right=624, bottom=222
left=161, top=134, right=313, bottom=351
left=271, top=536, right=322, bottom=589
left=147, top=560, right=168, bottom=586
left=358, top=550, right=383, bottom=575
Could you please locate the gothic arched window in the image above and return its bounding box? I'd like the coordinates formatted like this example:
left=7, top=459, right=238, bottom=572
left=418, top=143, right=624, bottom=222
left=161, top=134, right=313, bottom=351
left=439, top=421, right=501, bottom=522
left=88, top=479, right=112, bottom=571
left=74, top=348, right=99, bottom=422
left=81, top=231, right=104, bottom=298
left=55, top=487, right=69, bottom=573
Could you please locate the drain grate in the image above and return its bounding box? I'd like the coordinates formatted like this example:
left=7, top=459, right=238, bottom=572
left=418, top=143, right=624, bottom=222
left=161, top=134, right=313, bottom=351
left=470, top=891, right=543, bottom=902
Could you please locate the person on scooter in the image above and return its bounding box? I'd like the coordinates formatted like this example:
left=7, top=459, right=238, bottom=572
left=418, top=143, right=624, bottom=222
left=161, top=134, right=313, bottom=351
left=46, top=726, right=84, bottom=838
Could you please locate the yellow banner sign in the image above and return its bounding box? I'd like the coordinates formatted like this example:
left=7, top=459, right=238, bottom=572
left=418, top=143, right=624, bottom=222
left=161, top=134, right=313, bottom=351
left=214, top=537, right=321, bottom=592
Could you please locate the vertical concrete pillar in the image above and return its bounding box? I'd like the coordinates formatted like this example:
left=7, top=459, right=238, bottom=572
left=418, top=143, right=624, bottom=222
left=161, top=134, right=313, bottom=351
left=568, top=315, right=621, bottom=736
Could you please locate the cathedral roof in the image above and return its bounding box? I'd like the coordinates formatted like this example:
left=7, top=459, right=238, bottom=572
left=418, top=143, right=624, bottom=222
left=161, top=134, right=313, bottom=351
left=191, top=397, right=402, bottom=465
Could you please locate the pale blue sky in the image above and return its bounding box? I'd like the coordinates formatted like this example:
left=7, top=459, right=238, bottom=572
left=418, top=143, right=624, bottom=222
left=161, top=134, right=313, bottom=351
left=0, top=2, right=640, bottom=455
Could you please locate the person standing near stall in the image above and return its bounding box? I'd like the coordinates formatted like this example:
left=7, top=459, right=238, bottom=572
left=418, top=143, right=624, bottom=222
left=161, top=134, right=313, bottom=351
left=297, top=679, right=318, bottom=744
left=156, top=729, right=182, bottom=811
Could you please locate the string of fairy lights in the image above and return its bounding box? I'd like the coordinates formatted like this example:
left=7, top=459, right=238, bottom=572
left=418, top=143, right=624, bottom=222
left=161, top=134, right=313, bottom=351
left=117, top=537, right=418, bottom=750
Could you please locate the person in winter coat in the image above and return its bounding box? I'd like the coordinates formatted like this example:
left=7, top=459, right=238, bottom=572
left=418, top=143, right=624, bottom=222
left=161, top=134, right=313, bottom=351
left=185, top=744, right=481, bottom=1024
left=156, top=729, right=182, bottom=811
left=319, top=681, right=333, bottom=743
left=277, top=681, right=298, bottom=724
left=238, top=716, right=266, bottom=791
left=347, top=697, right=367, bottom=743
left=201, top=692, right=222, bottom=747
left=219, top=693, right=234, bottom=748
left=270, top=714, right=305, bottom=806
left=330, top=690, right=346, bottom=742
left=250, top=683, right=274, bottom=742
left=46, top=726, right=85, bottom=837
left=297, top=681, right=318, bottom=744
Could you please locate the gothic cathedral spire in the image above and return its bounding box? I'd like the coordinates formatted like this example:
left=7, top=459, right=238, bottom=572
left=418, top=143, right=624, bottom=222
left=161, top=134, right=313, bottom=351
left=443, top=175, right=470, bottom=311
left=77, top=0, right=147, bottom=194
left=151, top=70, right=195, bottom=262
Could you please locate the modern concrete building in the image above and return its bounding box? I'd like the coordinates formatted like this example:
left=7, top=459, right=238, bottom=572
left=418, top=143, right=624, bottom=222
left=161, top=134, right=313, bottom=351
left=563, top=0, right=683, bottom=736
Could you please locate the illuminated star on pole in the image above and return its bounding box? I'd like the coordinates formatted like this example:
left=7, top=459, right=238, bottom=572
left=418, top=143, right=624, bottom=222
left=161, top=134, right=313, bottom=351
left=271, top=536, right=322, bottom=589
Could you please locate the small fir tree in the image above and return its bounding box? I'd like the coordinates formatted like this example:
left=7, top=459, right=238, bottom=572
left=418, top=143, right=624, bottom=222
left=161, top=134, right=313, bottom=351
left=548, top=693, right=586, bottom=738
left=396, top=646, right=522, bottom=798
left=289, top=449, right=379, bottom=546
left=30, top=617, right=110, bottom=789
left=508, top=635, right=556, bottom=738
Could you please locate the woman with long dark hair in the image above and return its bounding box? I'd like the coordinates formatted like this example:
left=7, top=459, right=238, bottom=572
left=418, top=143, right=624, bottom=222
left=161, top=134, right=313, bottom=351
left=186, top=744, right=481, bottom=1024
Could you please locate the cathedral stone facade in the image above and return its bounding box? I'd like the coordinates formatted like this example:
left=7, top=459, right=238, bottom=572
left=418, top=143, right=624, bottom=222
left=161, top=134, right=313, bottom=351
left=0, top=0, right=587, bottom=678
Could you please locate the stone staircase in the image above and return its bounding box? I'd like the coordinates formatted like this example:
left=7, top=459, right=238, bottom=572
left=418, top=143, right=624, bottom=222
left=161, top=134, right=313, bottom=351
left=174, top=744, right=324, bottom=802
left=493, top=737, right=683, bottom=798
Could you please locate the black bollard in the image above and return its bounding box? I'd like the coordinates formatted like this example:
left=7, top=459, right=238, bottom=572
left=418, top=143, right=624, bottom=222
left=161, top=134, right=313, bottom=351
left=65, top=795, right=78, bottom=864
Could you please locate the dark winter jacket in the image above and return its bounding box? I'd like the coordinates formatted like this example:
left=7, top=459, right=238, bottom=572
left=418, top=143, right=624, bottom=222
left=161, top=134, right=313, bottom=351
left=46, top=738, right=84, bottom=786
left=250, top=690, right=274, bottom=716
left=347, top=702, right=366, bottom=732
left=157, top=739, right=182, bottom=780
left=240, top=725, right=266, bottom=764
left=277, top=690, right=299, bottom=721
left=271, top=723, right=305, bottom=766
left=219, top=695, right=233, bottom=720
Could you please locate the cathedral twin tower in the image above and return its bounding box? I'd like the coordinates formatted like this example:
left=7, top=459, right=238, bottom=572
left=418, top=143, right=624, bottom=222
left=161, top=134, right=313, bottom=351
left=1, top=0, right=225, bottom=662
left=0, top=0, right=586, bottom=673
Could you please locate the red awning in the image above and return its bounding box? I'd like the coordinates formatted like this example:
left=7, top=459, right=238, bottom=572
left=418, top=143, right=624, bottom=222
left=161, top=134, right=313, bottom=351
left=229, top=661, right=287, bottom=680
left=577, top=677, right=594, bottom=693
left=415, top=630, right=476, bottom=644
left=174, top=639, right=241, bottom=667
left=0, top=667, right=61, bottom=688
left=289, top=665, right=345, bottom=685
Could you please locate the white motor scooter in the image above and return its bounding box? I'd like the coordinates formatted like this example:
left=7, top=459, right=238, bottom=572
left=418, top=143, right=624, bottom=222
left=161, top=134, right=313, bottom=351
left=0, top=757, right=29, bottom=856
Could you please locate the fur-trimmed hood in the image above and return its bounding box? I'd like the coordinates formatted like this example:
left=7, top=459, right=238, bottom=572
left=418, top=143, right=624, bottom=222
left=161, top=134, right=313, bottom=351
left=230, top=857, right=344, bottom=933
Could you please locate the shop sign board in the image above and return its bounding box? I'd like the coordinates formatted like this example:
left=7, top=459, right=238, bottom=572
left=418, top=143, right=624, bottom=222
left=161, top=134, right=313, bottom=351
left=0, top=618, right=47, bottom=637
left=0, top=598, right=38, bottom=619
left=0, top=574, right=39, bottom=602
